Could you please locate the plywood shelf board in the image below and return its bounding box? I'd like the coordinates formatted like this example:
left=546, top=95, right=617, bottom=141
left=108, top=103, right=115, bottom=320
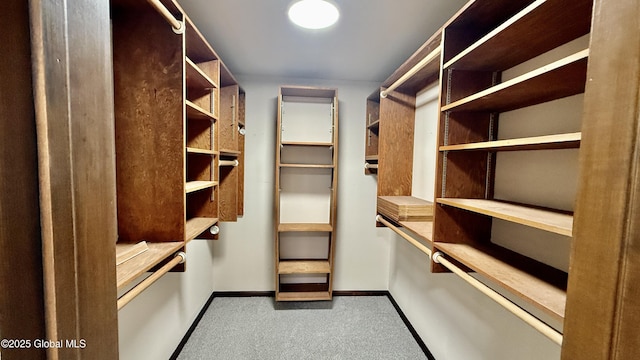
left=186, top=100, right=216, bottom=120
left=186, top=217, right=218, bottom=241
left=281, top=141, right=334, bottom=147
left=399, top=221, right=434, bottom=243
left=115, top=241, right=149, bottom=266
left=440, top=132, right=581, bottom=152
left=185, top=57, right=217, bottom=89
left=444, top=0, right=592, bottom=71
left=278, top=223, right=333, bottom=232
left=278, top=260, right=331, bottom=274
left=365, top=155, right=379, bottom=161
left=378, top=196, right=434, bottom=222
left=219, top=149, right=241, bottom=156
left=185, top=180, right=217, bottom=193
left=116, top=241, right=184, bottom=290
left=442, top=49, right=589, bottom=113
left=436, top=198, right=573, bottom=236
left=280, top=163, right=334, bottom=169
left=276, top=291, right=332, bottom=301
left=434, top=242, right=567, bottom=322
left=187, top=147, right=216, bottom=155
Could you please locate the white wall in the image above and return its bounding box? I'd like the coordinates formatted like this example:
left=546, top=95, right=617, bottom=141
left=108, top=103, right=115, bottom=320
left=213, top=75, right=390, bottom=291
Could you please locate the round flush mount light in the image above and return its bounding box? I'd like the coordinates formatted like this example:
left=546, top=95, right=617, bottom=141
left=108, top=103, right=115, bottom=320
left=288, top=0, right=340, bottom=30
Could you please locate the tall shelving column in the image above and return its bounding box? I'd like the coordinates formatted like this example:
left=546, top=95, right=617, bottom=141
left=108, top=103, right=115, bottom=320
left=275, top=86, right=338, bottom=301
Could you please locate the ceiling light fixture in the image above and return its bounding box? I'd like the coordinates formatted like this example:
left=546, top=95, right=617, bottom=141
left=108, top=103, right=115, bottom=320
left=288, top=0, right=340, bottom=30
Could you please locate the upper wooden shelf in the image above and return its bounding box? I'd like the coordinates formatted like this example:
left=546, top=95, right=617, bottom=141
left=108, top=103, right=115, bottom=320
left=116, top=241, right=184, bottom=290
left=365, top=155, right=379, bottom=162
left=186, top=100, right=216, bottom=121
left=185, top=180, right=217, bottom=194
left=278, top=260, right=331, bottom=275
left=399, top=221, right=434, bottom=244
left=278, top=223, right=333, bottom=232
left=435, top=241, right=567, bottom=323
left=280, top=163, right=334, bottom=169
left=185, top=57, right=217, bottom=90
left=219, top=149, right=241, bottom=157
left=444, top=0, right=592, bottom=71
left=436, top=198, right=573, bottom=237
left=186, top=217, right=218, bottom=242
left=281, top=141, right=334, bottom=147
left=187, top=147, right=217, bottom=156
left=442, top=49, right=589, bottom=113
left=440, top=132, right=581, bottom=152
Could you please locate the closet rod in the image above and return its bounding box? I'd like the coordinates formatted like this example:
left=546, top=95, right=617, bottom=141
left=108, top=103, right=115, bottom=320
left=376, top=215, right=432, bottom=257
left=219, top=159, right=239, bottom=167
left=380, top=46, right=441, bottom=98
left=365, top=163, right=378, bottom=170
left=432, top=252, right=563, bottom=346
left=117, top=252, right=186, bottom=310
left=146, top=0, right=184, bottom=34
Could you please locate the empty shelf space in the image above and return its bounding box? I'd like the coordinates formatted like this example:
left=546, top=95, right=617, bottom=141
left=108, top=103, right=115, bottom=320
left=278, top=223, right=333, bottom=232
left=276, top=291, right=332, bottom=302
left=279, top=163, right=334, bottom=169
left=185, top=17, right=218, bottom=63
left=440, top=132, right=581, bottom=152
left=399, top=221, right=434, bottom=243
left=116, top=241, right=184, bottom=290
left=185, top=180, right=217, bottom=193
left=442, top=49, right=589, bottom=113
left=219, top=149, right=241, bottom=157
left=436, top=198, right=573, bottom=237
left=278, top=260, right=331, bottom=274
left=444, top=0, right=592, bottom=70
left=185, top=57, right=217, bottom=89
left=186, top=217, right=219, bottom=241
left=434, top=241, right=567, bottom=322
left=187, top=147, right=217, bottom=155
left=186, top=100, right=216, bottom=120
left=367, top=119, right=380, bottom=130
left=281, top=141, right=333, bottom=147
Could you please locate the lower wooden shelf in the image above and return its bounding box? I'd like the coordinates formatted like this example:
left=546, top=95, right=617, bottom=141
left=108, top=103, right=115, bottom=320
left=116, top=241, right=184, bottom=291
left=185, top=180, right=218, bottom=193
left=278, top=223, right=333, bottom=232
left=399, top=220, right=434, bottom=243
left=434, top=241, right=567, bottom=323
left=278, top=260, right=331, bottom=274
left=276, top=291, right=332, bottom=302
left=186, top=217, right=219, bottom=241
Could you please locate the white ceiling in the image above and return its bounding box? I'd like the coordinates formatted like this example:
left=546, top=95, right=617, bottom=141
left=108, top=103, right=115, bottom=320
left=178, top=0, right=468, bottom=82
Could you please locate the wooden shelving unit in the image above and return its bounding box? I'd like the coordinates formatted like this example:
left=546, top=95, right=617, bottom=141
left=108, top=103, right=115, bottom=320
left=111, top=0, right=244, bottom=306
left=275, top=86, right=338, bottom=301
left=431, top=0, right=592, bottom=327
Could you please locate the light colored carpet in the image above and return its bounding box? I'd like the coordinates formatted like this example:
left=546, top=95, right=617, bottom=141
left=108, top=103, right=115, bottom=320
left=176, top=296, right=428, bottom=359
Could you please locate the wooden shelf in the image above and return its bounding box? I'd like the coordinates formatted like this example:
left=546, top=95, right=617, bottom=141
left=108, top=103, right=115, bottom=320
left=276, top=291, right=332, bottom=302
left=399, top=221, right=434, bottom=243
left=219, top=149, right=241, bottom=157
left=365, top=155, right=379, bottom=161
left=185, top=180, right=217, bottom=194
left=185, top=217, right=218, bottom=242
left=444, top=0, right=592, bottom=71
left=279, top=163, right=334, bottom=169
left=436, top=198, right=573, bottom=237
left=278, top=223, right=333, bottom=232
left=278, top=260, right=331, bottom=275
left=281, top=141, right=334, bottom=147
left=186, top=100, right=216, bottom=121
left=116, top=241, right=184, bottom=290
left=378, top=196, right=434, bottom=222
left=442, top=49, right=589, bottom=113
left=435, top=242, right=567, bottom=323
left=187, top=147, right=216, bottom=155
left=440, top=132, right=581, bottom=152
left=185, top=57, right=217, bottom=89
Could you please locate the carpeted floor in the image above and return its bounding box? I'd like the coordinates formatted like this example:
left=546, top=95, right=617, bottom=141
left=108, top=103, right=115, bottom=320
left=175, top=296, right=428, bottom=359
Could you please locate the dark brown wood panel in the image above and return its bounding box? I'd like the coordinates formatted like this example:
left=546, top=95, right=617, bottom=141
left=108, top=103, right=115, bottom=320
left=30, top=0, right=119, bottom=357
left=112, top=9, right=185, bottom=242
left=562, top=0, right=640, bottom=358
left=219, top=166, right=238, bottom=221
left=187, top=119, right=213, bottom=150
left=219, top=85, right=239, bottom=152
left=0, top=1, right=46, bottom=358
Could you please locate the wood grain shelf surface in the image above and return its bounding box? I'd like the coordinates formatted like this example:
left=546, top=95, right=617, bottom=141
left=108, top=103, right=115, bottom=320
left=378, top=196, right=434, bottom=222
left=185, top=180, right=217, bottom=193
left=399, top=221, right=434, bottom=243
left=365, top=155, right=379, bottom=161
left=442, top=49, right=589, bottom=113
left=219, top=149, right=241, bottom=157
left=186, top=147, right=216, bottom=155
left=444, top=0, right=592, bottom=71
left=281, top=141, right=334, bottom=147
left=186, top=100, right=216, bottom=120
left=437, top=198, right=573, bottom=236
left=116, top=241, right=184, bottom=290
left=278, top=223, right=333, bottom=232
left=186, top=217, right=219, bottom=241
left=185, top=57, right=217, bottom=89
left=434, top=241, right=567, bottom=322
left=278, top=260, right=331, bottom=274
left=440, top=132, right=581, bottom=152
left=276, top=291, right=332, bottom=301
left=279, top=163, right=334, bottom=169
